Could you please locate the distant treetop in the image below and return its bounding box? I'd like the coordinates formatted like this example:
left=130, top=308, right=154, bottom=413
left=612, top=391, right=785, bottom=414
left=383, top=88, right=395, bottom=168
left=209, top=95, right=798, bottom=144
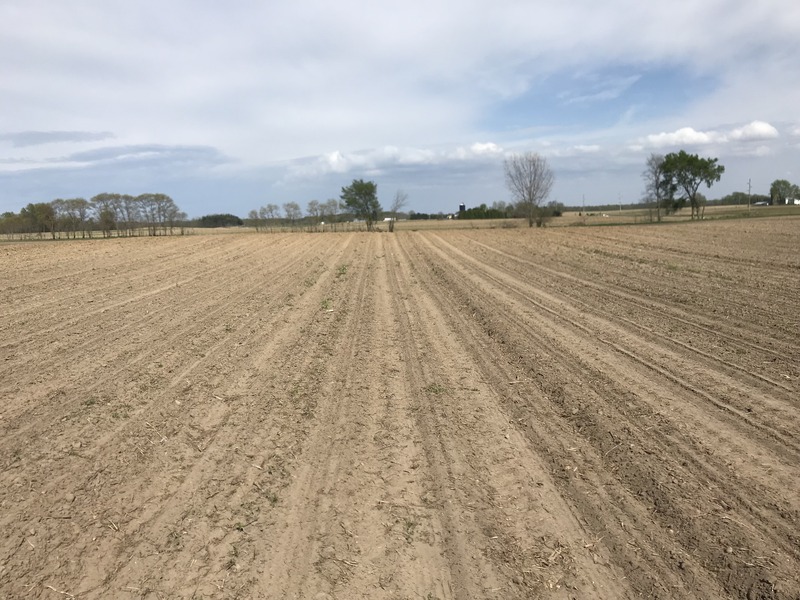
left=198, top=213, right=243, bottom=228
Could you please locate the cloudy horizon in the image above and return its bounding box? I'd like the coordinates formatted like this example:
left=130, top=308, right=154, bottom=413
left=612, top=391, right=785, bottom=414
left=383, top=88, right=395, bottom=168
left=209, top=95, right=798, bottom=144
left=2, top=1, right=799, bottom=217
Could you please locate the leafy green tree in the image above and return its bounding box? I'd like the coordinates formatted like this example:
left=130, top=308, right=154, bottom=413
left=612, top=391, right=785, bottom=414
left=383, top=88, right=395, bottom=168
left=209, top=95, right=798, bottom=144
left=0, top=211, right=23, bottom=238
left=340, top=179, right=381, bottom=231
left=661, top=151, right=724, bottom=220
left=20, top=202, right=56, bottom=238
left=197, top=213, right=243, bottom=228
left=458, top=203, right=506, bottom=220
left=717, top=191, right=770, bottom=206
left=769, top=179, right=796, bottom=205
left=504, top=152, right=554, bottom=227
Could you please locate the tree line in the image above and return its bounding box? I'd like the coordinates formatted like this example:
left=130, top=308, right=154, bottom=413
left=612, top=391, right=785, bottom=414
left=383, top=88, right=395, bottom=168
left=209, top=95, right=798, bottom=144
left=246, top=200, right=342, bottom=232
left=9, top=149, right=786, bottom=241
left=246, top=180, right=409, bottom=232
left=0, top=193, right=187, bottom=239
left=642, top=150, right=800, bottom=220
left=246, top=167, right=566, bottom=233
left=457, top=199, right=565, bottom=222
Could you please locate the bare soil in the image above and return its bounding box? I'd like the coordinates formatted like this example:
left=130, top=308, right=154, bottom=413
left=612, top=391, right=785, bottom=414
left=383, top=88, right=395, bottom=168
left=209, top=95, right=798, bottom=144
left=1, top=218, right=798, bottom=599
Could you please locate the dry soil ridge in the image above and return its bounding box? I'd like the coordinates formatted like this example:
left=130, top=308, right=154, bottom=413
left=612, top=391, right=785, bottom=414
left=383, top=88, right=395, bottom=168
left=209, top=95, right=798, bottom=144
left=1, top=219, right=798, bottom=599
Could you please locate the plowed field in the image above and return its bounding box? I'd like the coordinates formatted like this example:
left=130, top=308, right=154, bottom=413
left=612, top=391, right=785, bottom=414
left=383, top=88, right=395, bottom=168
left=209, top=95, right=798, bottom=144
left=1, top=218, right=799, bottom=599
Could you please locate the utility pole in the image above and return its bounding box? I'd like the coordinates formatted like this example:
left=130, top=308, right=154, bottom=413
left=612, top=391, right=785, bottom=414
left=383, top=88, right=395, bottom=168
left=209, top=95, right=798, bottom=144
left=581, top=194, right=586, bottom=224
left=748, top=178, right=752, bottom=215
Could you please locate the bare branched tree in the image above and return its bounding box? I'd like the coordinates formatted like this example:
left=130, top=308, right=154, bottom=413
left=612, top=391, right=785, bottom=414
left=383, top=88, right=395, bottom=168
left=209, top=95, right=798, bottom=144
left=642, top=153, right=671, bottom=222
left=388, top=189, right=408, bottom=232
left=283, top=202, right=302, bottom=230
left=264, top=203, right=280, bottom=231
left=504, top=152, right=554, bottom=227
left=306, top=199, right=321, bottom=231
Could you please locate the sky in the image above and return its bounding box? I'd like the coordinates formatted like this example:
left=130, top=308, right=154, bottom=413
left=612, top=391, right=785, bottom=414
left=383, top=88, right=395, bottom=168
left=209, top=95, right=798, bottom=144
left=2, top=0, right=800, bottom=217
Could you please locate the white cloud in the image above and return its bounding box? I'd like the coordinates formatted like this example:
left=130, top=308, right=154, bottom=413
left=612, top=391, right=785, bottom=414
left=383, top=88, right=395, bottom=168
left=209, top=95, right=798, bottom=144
left=645, top=127, right=718, bottom=148
left=285, top=142, right=505, bottom=181
left=642, top=121, right=780, bottom=149
left=2, top=1, right=800, bottom=214
left=323, top=151, right=352, bottom=174
left=544, top=144, right=603, bottom=159
left=729, top=121, right=779, bottom=141
left=469, top=142, right=503, bottom=156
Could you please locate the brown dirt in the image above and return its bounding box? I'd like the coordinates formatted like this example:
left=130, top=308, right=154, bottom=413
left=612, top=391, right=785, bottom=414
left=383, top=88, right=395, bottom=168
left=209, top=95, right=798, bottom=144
left=1, top=218, right=798, bottom=599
